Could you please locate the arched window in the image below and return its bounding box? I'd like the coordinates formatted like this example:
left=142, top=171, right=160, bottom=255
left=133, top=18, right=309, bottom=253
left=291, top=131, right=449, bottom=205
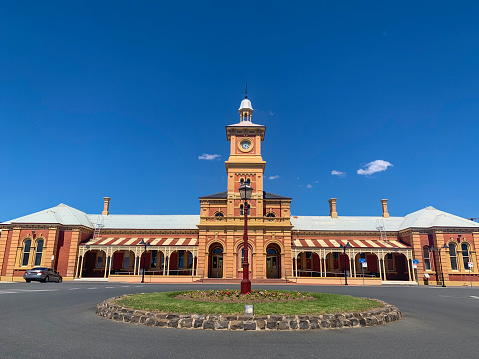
left=34, top=239, right=44, bottom=266
left=240, top=178, right=244, bottom=185
left=423, top=246, right=431, bottom=270
left=215, top=212, right=224, bottom=221
left=449, top=243, right=458, bottom=270
left=461, top=243, right=471, bottom=270
left=21, top=239, right=32, bottom=266
left=240, top=204, right=250, bottom=216
left=267, top=248, right=277, bottom=255
left=266, top=212, right=276, bottom=221
left=246, top=178, right=251, bottom=186
left=213, top=247, right=223, bottom=254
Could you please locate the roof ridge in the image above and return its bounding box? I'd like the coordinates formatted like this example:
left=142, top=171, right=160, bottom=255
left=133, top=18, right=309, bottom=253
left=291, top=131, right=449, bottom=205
left=48, top=210, right=63, bottom=224
left=63, top=204, right=83, bottom=226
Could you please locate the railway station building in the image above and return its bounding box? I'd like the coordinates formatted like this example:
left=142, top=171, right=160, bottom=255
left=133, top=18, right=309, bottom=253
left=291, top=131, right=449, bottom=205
left=1, top=96, right=478, bottom=285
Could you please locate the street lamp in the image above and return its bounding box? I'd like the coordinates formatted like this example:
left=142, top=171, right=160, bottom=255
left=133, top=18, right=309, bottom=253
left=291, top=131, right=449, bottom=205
left=339, top=242, right=352, bottom=285
left=239, top=182, right=253, bottom=295
left=430, top=243, right=448, bottom=287
left=139, top=239, right=151, bottom=283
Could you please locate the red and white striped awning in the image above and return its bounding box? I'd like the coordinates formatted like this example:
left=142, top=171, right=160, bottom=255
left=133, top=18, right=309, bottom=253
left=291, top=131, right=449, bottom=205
left=292, top=239, right=409, bottom=249
left=80, top=237, right=198, bottom=246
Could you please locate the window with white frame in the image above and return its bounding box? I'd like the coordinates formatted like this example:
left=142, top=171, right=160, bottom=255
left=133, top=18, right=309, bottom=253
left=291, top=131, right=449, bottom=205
left=449, top=243, right=458, bottom=270
left=423, top=246, right=431, bottom=270
left=461, top=243, right=470, bottom=270
left=34, top=239, right=44, bottom=266
left=21, top=239, right=32, bottom=266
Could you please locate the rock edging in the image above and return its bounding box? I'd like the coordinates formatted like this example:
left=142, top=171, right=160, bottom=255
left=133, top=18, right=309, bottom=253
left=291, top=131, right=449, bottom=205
left=96, top=295, right=402, bottom=331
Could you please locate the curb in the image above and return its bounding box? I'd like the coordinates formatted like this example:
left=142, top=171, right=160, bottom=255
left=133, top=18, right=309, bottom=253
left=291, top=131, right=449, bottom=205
left=96, top=295, right=402, bottom=331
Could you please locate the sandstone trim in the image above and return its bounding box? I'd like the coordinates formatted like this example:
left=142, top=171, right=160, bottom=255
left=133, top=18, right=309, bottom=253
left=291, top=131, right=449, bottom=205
left=96, top=295, right=402, bottom=331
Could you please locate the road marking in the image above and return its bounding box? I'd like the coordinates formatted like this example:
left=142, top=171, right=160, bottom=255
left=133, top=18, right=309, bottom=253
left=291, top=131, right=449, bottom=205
left=0, top=289, right=59, bottom=295
left=470, top=296, right=479, bottom=300
left=68, top=288, right=80, bottom=290
left=105, top=286, right=115, bottom=289
left=87, top=287, right=98, bottom=290
left=135, top=286, right=143, bottom=287
left=121, top=286, right=130, bottom=287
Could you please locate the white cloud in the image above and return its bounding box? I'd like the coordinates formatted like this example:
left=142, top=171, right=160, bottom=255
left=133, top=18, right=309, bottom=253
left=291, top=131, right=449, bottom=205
left=306, top=184, right=313, bottom=189
left=268, top=111, right=274, bottom=116
left=268, top=175, right=280, bottom=180
left=198, top=153, right=221, bottom=161
left=314, top=180, right=319, bottom=183
left=357, top=160, right=393, bottom=176
left=331, top=170, right=346, bottom=178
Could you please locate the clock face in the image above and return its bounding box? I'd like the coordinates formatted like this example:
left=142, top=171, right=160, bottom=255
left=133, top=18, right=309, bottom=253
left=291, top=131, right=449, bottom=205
left=241, top=140, right=251, bottom=150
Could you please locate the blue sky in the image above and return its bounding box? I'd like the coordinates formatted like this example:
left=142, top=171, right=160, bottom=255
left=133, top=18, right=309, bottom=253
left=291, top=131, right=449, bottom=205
left=1, top=1, right=478, bottom=221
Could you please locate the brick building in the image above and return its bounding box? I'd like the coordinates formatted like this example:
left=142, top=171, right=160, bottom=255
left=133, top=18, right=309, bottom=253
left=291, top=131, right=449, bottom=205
left=1, top=96, right=478, bottom=285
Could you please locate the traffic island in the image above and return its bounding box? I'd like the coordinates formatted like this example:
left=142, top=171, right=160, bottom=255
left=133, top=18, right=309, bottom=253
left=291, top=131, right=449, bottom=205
left=96, top=290, right=402, bottom=331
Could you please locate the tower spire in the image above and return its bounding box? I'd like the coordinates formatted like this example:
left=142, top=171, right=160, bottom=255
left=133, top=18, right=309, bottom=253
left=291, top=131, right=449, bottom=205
left=243, top=83, right=248, bottom=99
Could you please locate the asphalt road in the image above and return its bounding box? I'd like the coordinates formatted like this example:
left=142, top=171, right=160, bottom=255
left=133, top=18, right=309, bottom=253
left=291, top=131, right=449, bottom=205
left=0, top=281, right=478, bottom=359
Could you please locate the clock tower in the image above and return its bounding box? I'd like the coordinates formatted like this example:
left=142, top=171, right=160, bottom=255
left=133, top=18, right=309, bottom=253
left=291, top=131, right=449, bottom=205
left=197, top=93, right=292, bottom=280
left=225, top=95, right=266, bottom=217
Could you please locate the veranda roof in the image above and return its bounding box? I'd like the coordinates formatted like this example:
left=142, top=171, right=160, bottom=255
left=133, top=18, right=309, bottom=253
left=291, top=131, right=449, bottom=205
left=292, top=238, right=409, bottom=249
left=80, top=237, right=198, bottom=246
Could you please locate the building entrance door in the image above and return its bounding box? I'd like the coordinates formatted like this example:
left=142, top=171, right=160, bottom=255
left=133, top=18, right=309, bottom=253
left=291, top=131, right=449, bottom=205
left=266, top=246, right=280, bottom=278
left=209, top=246, right=223, bottom=278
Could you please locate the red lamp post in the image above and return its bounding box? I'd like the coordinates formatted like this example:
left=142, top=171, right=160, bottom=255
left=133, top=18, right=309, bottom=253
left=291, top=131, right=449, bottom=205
left=239, top=183, right=253, bottom=295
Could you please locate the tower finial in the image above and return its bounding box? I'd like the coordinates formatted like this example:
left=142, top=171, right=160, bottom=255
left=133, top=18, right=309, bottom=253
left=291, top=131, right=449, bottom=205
left=242, top=83, right=248, bottom=98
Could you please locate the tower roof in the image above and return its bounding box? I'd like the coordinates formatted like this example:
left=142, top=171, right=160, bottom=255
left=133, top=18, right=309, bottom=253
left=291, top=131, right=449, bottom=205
left=238, top=98, right=253, bottom=111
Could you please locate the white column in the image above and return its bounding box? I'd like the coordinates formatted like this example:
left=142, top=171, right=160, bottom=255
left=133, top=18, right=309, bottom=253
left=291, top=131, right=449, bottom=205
left=407, top=257, right=412, bottom=281
left=162, top=251, right=166, bottom=276
left=352, top=254, right=357, bottom=278
left=79, top=255, right=84, bottom=279
left=133, top=250, right=138, bottom=275
left=378, top=256, right=382, bottom=281
left=382, top=255, right=387, bottom=281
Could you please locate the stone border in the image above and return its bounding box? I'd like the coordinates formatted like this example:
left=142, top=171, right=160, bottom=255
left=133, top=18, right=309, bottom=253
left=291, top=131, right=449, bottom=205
left=96, top=295, right=402, bottom=331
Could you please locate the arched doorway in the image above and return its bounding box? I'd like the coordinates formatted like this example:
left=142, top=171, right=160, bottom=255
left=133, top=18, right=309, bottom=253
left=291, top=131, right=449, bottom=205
left=82, top=250, right=107, bottom=277
left=384, top=253, right=409, bottom=281
left=209, top=244, right=223, bottom=278
left=266, top=244, right=281, bottom=278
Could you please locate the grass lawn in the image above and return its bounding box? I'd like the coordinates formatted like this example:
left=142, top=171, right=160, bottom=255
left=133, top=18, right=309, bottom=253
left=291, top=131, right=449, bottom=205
left=116, top=290, right=382, bottom=316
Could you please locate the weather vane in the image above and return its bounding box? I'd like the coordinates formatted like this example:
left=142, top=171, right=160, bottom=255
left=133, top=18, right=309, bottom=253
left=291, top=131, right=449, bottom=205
left=243, top=83, right=248, bottom=98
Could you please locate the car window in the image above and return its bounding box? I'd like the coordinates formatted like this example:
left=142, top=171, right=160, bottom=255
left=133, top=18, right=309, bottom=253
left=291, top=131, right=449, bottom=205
left=32, top=267, right=47, bottom=271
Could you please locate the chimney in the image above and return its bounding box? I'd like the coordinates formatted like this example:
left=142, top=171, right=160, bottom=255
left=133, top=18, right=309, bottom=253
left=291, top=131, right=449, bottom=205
left=102, top=197, right=111, bottom=215
left=328, top=198, right=338, bottom=218
left=381, top=199, right=389, bottom=218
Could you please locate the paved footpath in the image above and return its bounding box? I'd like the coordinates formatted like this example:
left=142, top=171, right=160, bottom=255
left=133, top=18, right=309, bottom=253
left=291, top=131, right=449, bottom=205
left=1, top=282, right=478, bottom=359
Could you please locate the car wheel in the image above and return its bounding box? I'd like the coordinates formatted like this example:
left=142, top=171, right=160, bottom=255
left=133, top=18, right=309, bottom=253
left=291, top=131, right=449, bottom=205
left=26, top=280, right=31, bottom=283
left=44, top=276, right=49, bottom=283
left=58, top=278, right=62, bottom=283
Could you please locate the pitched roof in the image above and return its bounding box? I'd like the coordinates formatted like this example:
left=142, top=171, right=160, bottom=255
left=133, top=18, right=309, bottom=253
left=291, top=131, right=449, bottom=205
left=86, top=214, right=200, bottom=230
left=199, top=191, right=291, bottom=200
left=291, top=216, right=404, bottom=232
left=264, top=191, right=291, bottom=199
left=398, top=206, right=479, bottom=230
left=3, top=203, right=94, bottom=228
left=199, top=191, right=228, bottom=199
left=291, top=206, right=479, bottom=232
